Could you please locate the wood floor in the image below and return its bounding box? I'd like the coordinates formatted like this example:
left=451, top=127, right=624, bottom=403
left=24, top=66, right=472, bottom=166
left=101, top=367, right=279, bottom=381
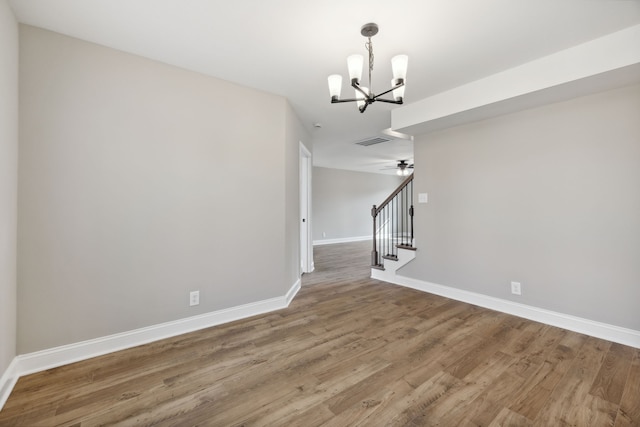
left=1, top=241, right=638, bottom=426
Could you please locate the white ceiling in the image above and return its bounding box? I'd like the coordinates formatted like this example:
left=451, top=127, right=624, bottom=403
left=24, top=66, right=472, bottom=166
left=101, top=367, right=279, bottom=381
left=9, top=0, right=640, bottom=175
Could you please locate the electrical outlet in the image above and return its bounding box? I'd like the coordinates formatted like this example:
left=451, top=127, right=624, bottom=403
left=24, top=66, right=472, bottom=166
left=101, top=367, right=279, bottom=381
left=322, top=232, right=326, bottom=238
left=510, top=282, right=522, bottom=295
left=189, top=290, right=200, bottom=306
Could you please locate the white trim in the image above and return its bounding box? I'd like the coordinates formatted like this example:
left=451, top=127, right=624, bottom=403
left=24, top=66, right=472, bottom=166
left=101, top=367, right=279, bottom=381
left=0, top=279, right=302, bottom=411
left=285, top=278, right=301, bottom=305
left=0, top=358, right=19, bottom=410
left=381, top=274, right=640, bottom=349
left=299, top=142, right=313, bottom=274
left=313, top=235, right=371, bottom=246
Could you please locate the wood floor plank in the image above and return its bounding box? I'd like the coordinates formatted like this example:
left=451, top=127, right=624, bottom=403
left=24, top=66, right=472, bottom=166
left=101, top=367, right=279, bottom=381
left=411, top=350, right=516, bottom=425
left=321, top=378, right=415, bottom=427
left=356, top=370, right=463, bottom=427
left=614, top=348, right=640, bottom=427
left=590, top=342, right=635, bottom=405
left=533, top=336, right=617, bottom=426
left=509, top=331, right=589, bottom=420
left=489, top=407, right=535, bottom=427
left=402, top=328, right=484, bottom=389
left=507, top=325, right=569, bottom=381
left=1, top=240, right=637, bottom=426
left=440, top=354, right=530, bottom=426
left=241, top=359, right=392, bottom=426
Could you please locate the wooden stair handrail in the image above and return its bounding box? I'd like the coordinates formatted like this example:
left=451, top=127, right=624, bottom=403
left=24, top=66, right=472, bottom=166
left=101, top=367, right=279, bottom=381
left=373, top=173, right=414, bottom=216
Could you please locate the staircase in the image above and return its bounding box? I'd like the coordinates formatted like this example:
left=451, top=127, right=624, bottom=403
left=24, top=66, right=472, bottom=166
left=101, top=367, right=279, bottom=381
left=370, top=173, right=416, bottom=279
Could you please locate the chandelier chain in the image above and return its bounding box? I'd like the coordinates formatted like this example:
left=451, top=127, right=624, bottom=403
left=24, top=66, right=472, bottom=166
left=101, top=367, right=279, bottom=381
left=365, top=37, right=374, bottom=93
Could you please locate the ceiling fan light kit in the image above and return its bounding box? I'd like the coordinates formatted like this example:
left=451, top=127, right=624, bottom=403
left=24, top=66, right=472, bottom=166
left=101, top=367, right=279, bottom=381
left=396, top=160, right=413, bottom=176
left=328, top=23, right=408, bottom=113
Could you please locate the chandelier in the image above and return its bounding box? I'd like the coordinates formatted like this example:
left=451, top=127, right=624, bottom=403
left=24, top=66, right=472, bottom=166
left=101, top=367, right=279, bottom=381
left=327, top=23, right=408, bottom=113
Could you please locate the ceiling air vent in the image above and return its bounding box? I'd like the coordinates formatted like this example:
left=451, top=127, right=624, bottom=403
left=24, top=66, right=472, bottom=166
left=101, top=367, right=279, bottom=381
left=355, top=136, right=392, bottom=147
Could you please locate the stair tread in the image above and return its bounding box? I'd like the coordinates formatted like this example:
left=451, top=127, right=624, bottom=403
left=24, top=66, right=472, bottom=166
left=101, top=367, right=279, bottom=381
left=396, top=244, right=416, bottom=251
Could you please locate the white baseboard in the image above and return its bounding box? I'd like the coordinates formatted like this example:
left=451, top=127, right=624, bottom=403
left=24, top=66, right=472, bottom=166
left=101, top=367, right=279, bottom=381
left=0, top=279, right=302, bottom=411
left=0, top=358, right=19, bottom=411
left=285, top=278, right=301, bottom=305
left=385, top=274, right=640, bottom=349
left=313, top=235, right=371, bottom=246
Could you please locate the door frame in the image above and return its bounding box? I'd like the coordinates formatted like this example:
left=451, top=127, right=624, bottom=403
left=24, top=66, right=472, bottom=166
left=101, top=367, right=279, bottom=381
left=299, top=143, right=313, bottom=273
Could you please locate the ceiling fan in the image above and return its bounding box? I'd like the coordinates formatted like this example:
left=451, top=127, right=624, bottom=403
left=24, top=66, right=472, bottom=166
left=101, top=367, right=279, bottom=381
left=381, top=160, right=414, bottom=176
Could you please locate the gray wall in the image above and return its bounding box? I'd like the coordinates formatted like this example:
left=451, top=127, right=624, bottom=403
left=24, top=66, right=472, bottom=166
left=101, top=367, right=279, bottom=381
left=312, top=167, right=402, bottom=242
left=0, top=0, right=18, bottom=377
left=18, top=25, right=306, bottom=353
left=401, top=84, right=640, bottom=330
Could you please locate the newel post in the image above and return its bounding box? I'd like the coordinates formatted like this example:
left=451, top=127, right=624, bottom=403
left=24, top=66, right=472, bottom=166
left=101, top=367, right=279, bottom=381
left=371, top=204, right=378, bottom=266
left=409, top=204, right=414, bottom=246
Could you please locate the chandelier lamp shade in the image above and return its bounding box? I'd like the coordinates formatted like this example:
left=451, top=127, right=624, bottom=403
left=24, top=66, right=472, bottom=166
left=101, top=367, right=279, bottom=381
left=328, top=23, right=408, bottom=113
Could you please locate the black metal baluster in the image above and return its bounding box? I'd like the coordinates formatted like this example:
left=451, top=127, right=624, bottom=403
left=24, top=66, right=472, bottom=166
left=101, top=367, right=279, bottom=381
left=370, top=174, right=414, bottom=266
left=400, top=187, right=407, bottom=246
left=394, top=196, right=398, bottom=257
left=385, top=204, right=389, bottom=258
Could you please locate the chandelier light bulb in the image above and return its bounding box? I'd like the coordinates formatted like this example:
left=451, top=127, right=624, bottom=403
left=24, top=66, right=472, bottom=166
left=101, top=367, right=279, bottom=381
left=347, top=54, right=364, bottom=84
left=328, top=75, right=342, bottom=100
left=391, top=55, right=408, bottom=81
